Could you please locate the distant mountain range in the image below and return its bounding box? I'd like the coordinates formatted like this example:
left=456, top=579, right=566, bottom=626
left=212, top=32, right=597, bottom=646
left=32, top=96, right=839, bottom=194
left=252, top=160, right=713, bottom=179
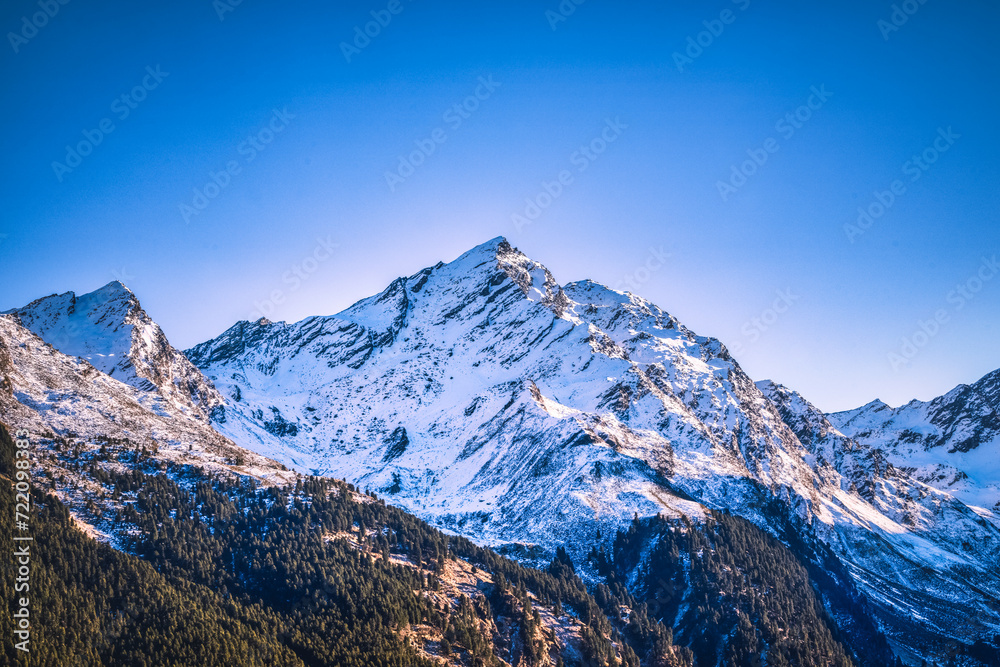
left=2, top=237, right=998, bottom=666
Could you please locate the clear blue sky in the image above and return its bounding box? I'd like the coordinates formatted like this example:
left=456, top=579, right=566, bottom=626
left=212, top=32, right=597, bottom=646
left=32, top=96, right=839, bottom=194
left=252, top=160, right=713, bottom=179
left=2, top=0, right=998, bottom=412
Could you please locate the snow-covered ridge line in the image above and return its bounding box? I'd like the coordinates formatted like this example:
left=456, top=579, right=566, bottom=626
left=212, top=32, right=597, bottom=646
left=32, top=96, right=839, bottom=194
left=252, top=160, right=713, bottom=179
left=0, top=313, right=292, bottom=485
left=5, top=280, right=224, bottom=422
left=179, top=236, right=1000, bottom=658
left=828, top=368, right=1000, bottom=515
left=6, top=236, right=1000, bottom=662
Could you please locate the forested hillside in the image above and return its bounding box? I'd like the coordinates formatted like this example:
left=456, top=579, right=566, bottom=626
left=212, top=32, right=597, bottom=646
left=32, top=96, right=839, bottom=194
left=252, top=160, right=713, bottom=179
left=592, top=511, right=892, bottom=666
left=0, top=422, right=662, bottom=666
left=2, top=421, right=950, bottom=665
left=0, top=425, right=306, bottom=667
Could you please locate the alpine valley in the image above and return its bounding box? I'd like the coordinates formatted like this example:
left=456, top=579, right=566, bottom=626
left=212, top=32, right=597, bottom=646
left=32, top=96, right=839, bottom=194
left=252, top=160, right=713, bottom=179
left=2, top=238, right=998, bottom=666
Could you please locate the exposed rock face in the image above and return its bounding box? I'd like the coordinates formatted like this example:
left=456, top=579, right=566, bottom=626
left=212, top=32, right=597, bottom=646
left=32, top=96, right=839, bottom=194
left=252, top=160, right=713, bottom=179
left=5, top=238, right=999, bottom=663
left=184, top=237, right=1000, bottom=660
left=5, top=281, right=224, bottom=422
left=829, top=370, right=1000, bottom=514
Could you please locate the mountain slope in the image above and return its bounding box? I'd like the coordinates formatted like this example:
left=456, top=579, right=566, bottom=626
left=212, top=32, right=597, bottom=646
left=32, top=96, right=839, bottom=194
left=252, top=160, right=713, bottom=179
left=0, top=313, right=290, bottom=493
left=760, top=379, right=1000, bottom=662
left=184, top=237, right=1000, bottom=663
left=829, top=370, right=1000, bottom=516
left=0, top=427, right=306, bottom=666
left=4, top=281, right=223, bottom=422
left=5, top=417, right=881, bottom=667
left=0, top=422, right=650, bottom=667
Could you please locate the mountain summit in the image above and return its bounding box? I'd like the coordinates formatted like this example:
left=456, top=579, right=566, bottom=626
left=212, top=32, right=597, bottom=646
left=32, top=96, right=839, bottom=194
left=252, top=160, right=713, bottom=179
left=3, top=239, right=999, bottom=663
left=184, top=237, right=1000, bottom=658
left=830, top=368, right=1000, bottom=511
left=5, top=280, right=223, bottom=421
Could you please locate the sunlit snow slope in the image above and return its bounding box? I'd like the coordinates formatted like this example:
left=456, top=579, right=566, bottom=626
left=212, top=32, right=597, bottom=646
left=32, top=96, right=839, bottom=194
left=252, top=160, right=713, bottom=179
left=184, top=237, right=1000, bottom=656
left=5, top=281, right=223, bottom=421
left=829, top=370, right=1000, bottom=517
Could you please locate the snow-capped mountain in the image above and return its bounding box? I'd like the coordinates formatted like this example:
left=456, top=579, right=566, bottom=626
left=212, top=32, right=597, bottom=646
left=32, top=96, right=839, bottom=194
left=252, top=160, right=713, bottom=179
left=185, top=239, right=713, bottom=542
left=0, top=313, right=290, bottom=487
left=4, top=281, right=223, bottom=422
left=4, top=237, right=999, bottom=663
left=186, top=237, right=822, bottom=538
left=183, top=237, right=1000, bottom=660
left=760, top=380, right=1000, bottom=657
left=829, top=371, right=1000, bottom=516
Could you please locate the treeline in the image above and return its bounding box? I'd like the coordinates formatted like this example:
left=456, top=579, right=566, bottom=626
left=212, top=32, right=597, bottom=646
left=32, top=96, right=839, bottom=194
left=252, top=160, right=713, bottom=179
left=0, top=423, right=657, bottom=666
left=0, top=425, right=308, bottom=667
left=10, top=422, right=989, bottom=665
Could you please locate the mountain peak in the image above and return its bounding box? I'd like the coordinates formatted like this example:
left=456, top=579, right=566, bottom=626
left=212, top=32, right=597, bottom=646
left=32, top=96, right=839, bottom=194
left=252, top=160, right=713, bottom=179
left=84, top=280, right=141, bottom=316
left=436, top=236, right=514, bottom=277
left=7, top=281, right=223, bottom=420
left=484, top=234, right=507, bottom=247
left=755, top=379, right=816, bottom=407
left=3, top=281, right=140, bottom=359
left=95, top=279, right=134, bottom=297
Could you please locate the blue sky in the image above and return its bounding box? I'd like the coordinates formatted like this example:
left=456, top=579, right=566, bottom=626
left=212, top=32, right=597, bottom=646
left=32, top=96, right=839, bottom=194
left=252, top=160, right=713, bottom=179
left=2, top=0, right=998, bottom=412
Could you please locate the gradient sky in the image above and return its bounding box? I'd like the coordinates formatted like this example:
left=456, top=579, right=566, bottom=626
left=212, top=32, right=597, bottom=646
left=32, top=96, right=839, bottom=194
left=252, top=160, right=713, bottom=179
left=2, top=0, right=998, bottom=412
